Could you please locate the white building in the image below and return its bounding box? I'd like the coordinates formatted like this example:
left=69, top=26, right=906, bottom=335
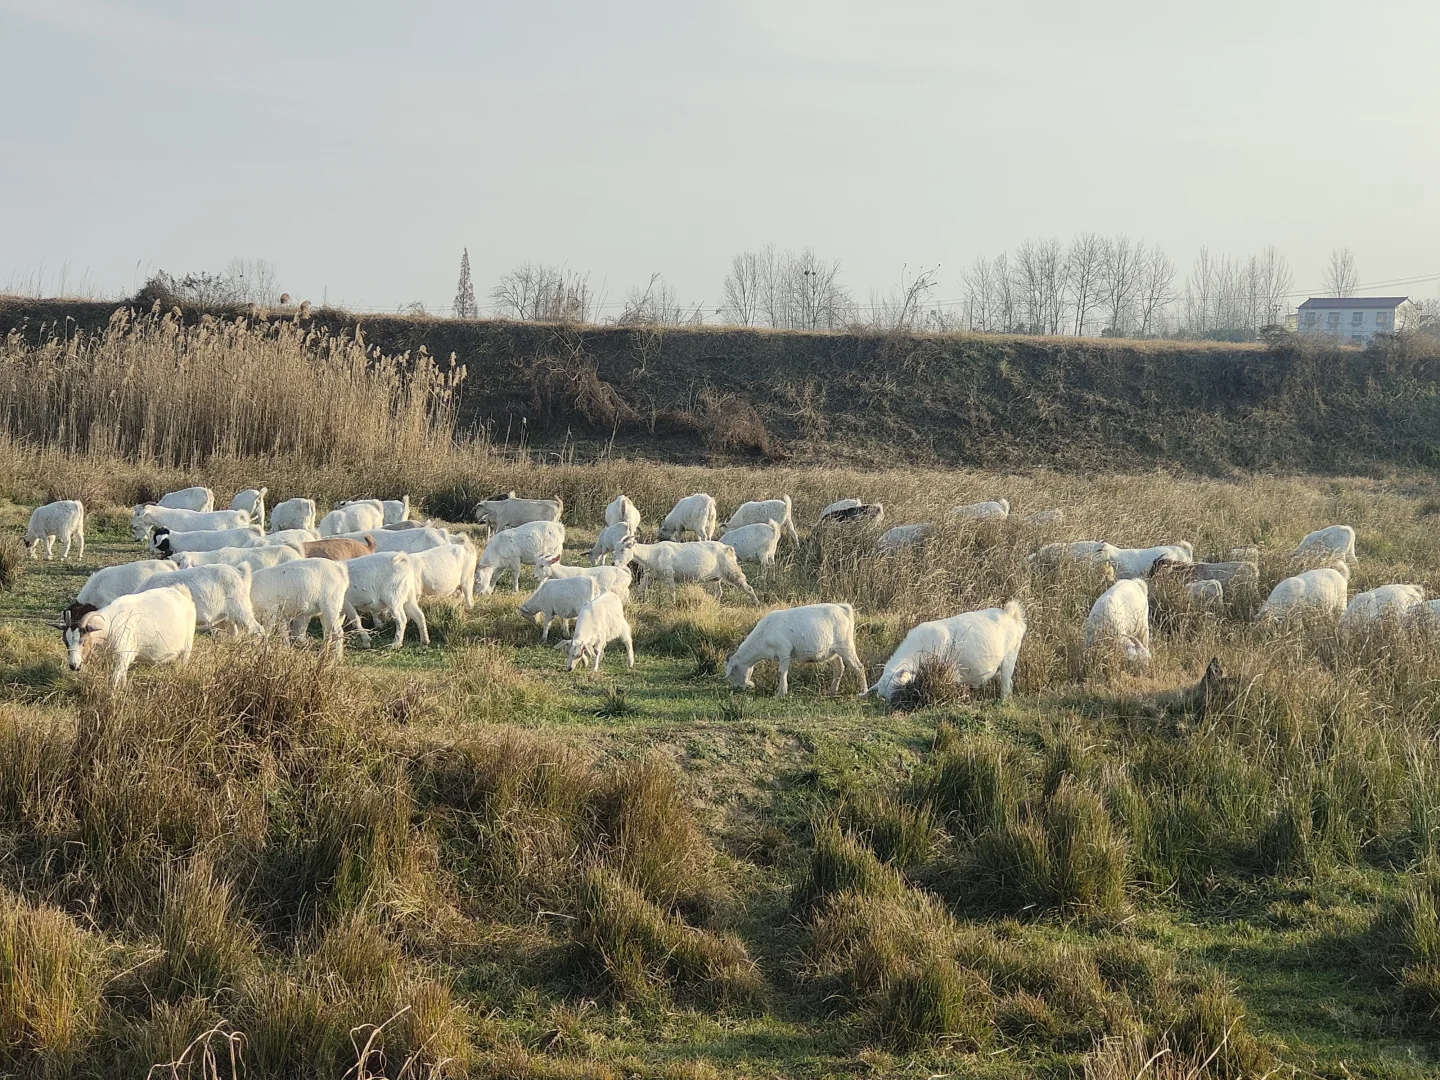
left=1297, top=296, right=1408, bottom=344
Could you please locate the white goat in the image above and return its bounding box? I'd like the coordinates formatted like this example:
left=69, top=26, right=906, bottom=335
left=137, top=563, right=263, bottom=634
left=612, top=538, right=758, bottom=603
left=172, top=545, right=302, bottom=571
left=474, top=495, right=563, bottom=533
left=269, top=498, right=317, bottom=533
left=249, top=558, right=349, bottom=655
left=333, top=526, right=455, bottom=554
left=230, top=487, right=267, bottom=529
left=157, top=486, right=214, bottom=512
left=408, top=542, right=478, bottom=607
left=605, top=495, right=642, bottom=534
left=720, top=520, right=782, bottom=566
left=1341, top=584, right=1425, bottom=629
left=1292, top=525, right=1357, bottom=562
left=340, top=497, right=411, bottom=525
left=818, top=498, right=861, bottom=522
left=149, top=526, right=266, bottom=556
left=475, top=520, right=566, bottom=594
left=342, top=552, right=428, bottom=649
left=589, top=521, right=636, bottom=564
left=725, top=497, right=799, bottom=545
left=877, top=523, right=933, bottom=554
left=318, top=503, right=383, bottom=536
left=658, top=493, right=718, bottom=541
left=1107, top=543, right=1193, bottom=580
left=55, top=584, right=196, bottom=686
left=76, top=559, right=178, bottom=609
left=1083, top=579, right=1152, bottom=663
left=520, top=575, right=600, bottom=641
left=1029, top=541, right=1117, bottom=569
left=24, top=500, right=85, bottom=560
left=131, top=505, right=251, bottom=540
left=726, top=603, right=866, bottom=697
left=869, top=602, right=1028, bottom=702
left=560, top=592, right=634, bottom=672
left=951, top=498, right=1010, bottom=521
left=534, top=555, right=632, bottom=599
left=265, top=528, right=320, bottom=548
left=1258, top=563, right=1350, bottom=622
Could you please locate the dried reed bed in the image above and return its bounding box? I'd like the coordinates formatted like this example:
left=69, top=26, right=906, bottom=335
left=0, top=309, right=462, bottom=467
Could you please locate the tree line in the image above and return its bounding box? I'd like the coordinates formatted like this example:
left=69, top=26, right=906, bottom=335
left=476, top=242, right=1375, bottom=341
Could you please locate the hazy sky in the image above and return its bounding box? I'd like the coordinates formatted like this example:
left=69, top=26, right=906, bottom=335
left=3, top=0, right=1438, bottom=316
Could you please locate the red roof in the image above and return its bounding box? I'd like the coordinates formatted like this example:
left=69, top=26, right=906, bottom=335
left=1297, top=296, right=1408, bottom=310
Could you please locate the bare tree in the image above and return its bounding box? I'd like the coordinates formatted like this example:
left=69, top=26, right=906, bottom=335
left=1013, top=238, right=1066, bottom=335
left=721, top=252, right=765, bottom=326
left=223, top=258, right=280, bottom=305
left=962, top=255, right=1001, bottom=332
left=1098, top=236, right=1141, bottom=336
left=1134, top=244, right=1176, bottom=337
left=617, top=273, right=702, bottom=326
left=1324, top=247, right=1358, bottom=297
left=784, top=248, right=854, bottom=330
left=491, top=263, right=593, bottom=323
left=870, top=265, right=939, bottom=331
left=1254, top=246, right=1294, bottom=328
left=1065, top=233, right=1105, bottom=336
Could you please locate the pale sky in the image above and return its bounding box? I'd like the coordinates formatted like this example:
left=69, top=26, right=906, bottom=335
left=3, top=0, right=1438, bottom=316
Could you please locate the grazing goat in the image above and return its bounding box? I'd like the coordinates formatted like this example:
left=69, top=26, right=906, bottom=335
left=301, top=536, right=376, bottom=561
left=658, top=493, right=718, bottom=541
left=612, top=537, right=758, bottom=603
left=559, top=592, right=634, bottom=672
left=173, top=545, right=302, bottom=571
left=1029, top=541, right=1117, bottom=569
left=157, top=486, right=214, bottom=512
left=726, top=603, right=866, bottom=697
left=1341, top=584, right=1425, bottom=629
left=1084, top=579, right=1152, bottom=663
left=818, top=503, right=884, bottom=527
left=1025, top=509, right=1065, bottom=527
left=725, top=497, right=799, bottom=545
left=868, top=602, right=1028, bottom=702
left=339, top=497, right=411, bottom=525
left=77, top=559, right=178, bottom=609
left=342, top=552, right=429, bottom=649
left=318, top=503, right=383, bottom=536
left=534, top=555, right=632, bottom=600
left=269, top=498, right=317, bottom=533
left=720, top=520, right=782, bottom=566
left=1292, top=525, right=1356, bottom=562
left=137, top=563, right=263, bottom=634
left=409, top=542, right=478, bottom=607
left=1258, top=563, right=1350, bottom=622
left=249, top=558, right=349, bottom=656
left=951, top=498, right=1010, bottom=521
left=589, top=521, right=635, bottom=564
left=24, top=500, right=84, bottom=560
left=1106, top=543, right=1192, bottom=580
left=149, top=526, right=265, bottom=556
left=230, top=487, right=267, bottom=529
left=877, top=523, right=932, bottom=554
left=520, top=576, right=600, bottom=641
left=54, top=585, right=196, bottom=686
left=817, top=498, right=861, bottom=522
left=1149, top=555, right=1257, bottom=584
left=605, top=495, right=642, bottom=534
left=474, top=495, right=563, bottom=532
left=332, top=527, right=454, bottom=554
left=131, top=505, right=251, bottom=540
left=475, top=520, right=566, bottom=594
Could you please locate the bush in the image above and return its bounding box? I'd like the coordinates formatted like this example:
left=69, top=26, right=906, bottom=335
left=0, top=893, right=103, bottom=1074
left=877, top=958, right=984, bottom=1050
left=791, top=820, right=902, bottom=919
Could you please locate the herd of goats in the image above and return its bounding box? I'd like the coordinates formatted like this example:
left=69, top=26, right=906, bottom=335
left=15, top=485, right=1409, bottom=698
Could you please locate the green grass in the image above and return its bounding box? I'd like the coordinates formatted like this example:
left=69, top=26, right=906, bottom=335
left=0, top=493, right=1439, bottom=1079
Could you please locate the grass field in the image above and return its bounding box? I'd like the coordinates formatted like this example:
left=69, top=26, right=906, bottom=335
left=1, top=462, right=1439, bottom=1079
left=1, top=314, right=1439, bottom=1078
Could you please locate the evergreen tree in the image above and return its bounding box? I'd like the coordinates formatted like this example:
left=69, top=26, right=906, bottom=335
left=453, top=248, right=478, bottom=318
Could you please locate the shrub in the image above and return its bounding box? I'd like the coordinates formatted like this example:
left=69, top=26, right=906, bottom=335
left=877, top=958, right=984, bottom=1050
left=156, top=856, right=258, bottom=999
left=569, top=869, right=760, bottom=1004
left=791, top=820, right=902, bottom=919
left=917, top=734, right=1027, bottom=840
left=0, top=893, right=103, bottom=1074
